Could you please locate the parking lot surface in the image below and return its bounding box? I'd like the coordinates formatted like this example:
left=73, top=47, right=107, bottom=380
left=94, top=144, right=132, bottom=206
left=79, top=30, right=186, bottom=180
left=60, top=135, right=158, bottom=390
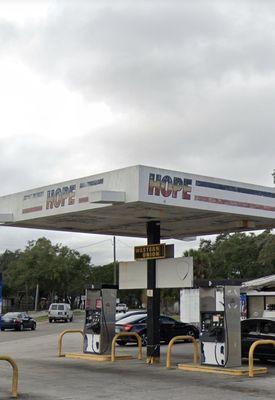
left=1, top=318, right=275, bottom=399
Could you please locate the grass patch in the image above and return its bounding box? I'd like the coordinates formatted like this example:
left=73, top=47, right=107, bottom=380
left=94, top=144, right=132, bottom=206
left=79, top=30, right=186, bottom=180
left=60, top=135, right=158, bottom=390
left=73, top=310, right=85, bottom=316
left=33, top=309, right=84, bottom=323
left=35, top=315, right=49, bottom=322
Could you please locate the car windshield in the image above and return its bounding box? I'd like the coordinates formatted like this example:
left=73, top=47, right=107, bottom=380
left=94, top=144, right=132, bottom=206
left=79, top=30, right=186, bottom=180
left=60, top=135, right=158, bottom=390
left=3, top=313, right=21, bottom=319
left=50, top=305, right=58, bottom=310
left=58, top=305, right=65, bottom=310
left=116, top=314, right=147, bottom=325
left=160, top=316, right=176, bottom=324
left=116, top=310, right=146, bottom=321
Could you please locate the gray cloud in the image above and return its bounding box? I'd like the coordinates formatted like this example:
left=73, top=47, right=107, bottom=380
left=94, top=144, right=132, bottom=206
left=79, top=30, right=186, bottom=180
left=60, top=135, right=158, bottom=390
left=0, top=0, right=274, bottom=262
left=19, top=0, right=275, bottom=185
left=0, top=135, right=77, bottom=194
left=0, top=20, right=18, bottom=51
left=18, top=1, right=275, bottom=111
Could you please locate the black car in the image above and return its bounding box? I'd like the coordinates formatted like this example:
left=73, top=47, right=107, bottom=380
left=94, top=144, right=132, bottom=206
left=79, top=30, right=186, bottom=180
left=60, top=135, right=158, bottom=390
left=115, top=314, right=199, bottom=346
left=1, top=312, right=36, bottom=331
left=241, top=318, right=275, bottom=361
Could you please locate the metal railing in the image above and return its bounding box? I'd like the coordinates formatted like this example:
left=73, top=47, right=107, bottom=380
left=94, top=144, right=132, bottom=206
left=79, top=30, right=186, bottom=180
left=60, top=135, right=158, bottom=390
left=111, top=332, right=142, bottom=362
left=0, top=355, right=19, bottom=398
left=58, top=329, right=84, bottom=357
left=248, top=339, right=275, bottom=377
left=166, top=335, right=199, bottom=369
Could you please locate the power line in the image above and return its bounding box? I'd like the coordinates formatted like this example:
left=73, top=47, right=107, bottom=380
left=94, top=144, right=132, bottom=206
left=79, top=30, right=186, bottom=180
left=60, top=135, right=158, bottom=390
left=71, top=239, right=112, bottom=250
left=116, top=238, right=136, bottom=249
left=1, top=236, right=141, bottom=255
left=0, top=238, right=113, bottom=252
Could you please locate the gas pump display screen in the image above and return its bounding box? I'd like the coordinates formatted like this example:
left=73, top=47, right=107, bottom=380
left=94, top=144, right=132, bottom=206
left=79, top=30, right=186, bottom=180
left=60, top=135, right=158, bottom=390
left=85, top=310, right=101, bottom=334
left=201, top=312, right=225, bottom=343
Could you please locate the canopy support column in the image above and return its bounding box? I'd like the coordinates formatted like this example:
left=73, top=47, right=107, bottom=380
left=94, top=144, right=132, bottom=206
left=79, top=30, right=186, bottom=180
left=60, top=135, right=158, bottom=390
left=146, top=220, right=160, bottom=363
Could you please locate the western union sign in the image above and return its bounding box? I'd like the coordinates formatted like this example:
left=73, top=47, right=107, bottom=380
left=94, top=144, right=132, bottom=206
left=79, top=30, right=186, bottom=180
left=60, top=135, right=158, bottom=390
left=134, top=244, right=166, bottom=260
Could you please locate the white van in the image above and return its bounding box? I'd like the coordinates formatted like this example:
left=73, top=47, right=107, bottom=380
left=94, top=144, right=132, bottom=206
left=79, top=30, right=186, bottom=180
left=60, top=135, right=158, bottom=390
left=48, top=303, right=73, bottom=323
left=116, top=303, right=128, bottom=313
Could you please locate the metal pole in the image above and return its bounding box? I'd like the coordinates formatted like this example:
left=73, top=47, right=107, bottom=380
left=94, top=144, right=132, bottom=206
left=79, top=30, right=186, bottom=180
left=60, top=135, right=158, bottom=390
left=146, top=221, right=160, bottom=364
left=113, top=236, right=116, bottom=285
left=34, top=284, right=39, bottom=312
left=25, top=283, right=29, bottom=313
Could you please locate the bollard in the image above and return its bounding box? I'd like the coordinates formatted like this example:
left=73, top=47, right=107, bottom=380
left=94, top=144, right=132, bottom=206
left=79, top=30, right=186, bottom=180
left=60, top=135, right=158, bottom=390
left=166, top=335, right=199, bottom=369
left=0, top=355, right=19, bottom=398
left=58, top=329, right=84, bottom=357
left=248, top=339, right=275, bottom=377
left=111, top=332, right=142, bottom=362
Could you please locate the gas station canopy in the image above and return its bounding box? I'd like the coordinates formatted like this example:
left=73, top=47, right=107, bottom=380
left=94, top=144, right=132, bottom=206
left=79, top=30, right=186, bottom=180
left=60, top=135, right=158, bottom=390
left=0, top=165, right=274, bottom=238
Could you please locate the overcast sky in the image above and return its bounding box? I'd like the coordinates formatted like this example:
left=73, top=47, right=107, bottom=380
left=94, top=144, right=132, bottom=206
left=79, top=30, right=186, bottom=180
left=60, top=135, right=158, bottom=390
left=0, top=0, right=274, bottom=264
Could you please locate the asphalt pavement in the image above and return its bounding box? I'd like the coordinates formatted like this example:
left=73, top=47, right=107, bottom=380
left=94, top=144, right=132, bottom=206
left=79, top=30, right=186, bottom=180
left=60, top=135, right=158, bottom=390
left=1, top=317, right=275, bottom=400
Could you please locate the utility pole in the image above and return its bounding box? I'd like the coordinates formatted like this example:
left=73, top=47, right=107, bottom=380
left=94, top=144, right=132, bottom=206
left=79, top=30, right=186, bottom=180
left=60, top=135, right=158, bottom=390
left=25, top=283, right=29, bottom=313
left=272, top=169, right=275, bottom=185
left=34, top=284, right=39, bottom=312
left=113, top=236, right=117, bottom=285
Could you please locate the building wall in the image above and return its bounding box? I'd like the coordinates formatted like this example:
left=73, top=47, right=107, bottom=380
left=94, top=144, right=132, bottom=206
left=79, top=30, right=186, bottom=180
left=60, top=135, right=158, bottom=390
left=247, top=293, right=275, bottom=318
left=248, top=296, right=265, bottom=318
left=265, top=296, right=275, bottom=309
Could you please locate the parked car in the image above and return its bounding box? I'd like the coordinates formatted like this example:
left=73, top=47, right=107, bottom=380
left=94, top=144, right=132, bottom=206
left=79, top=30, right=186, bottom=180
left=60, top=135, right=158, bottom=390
left=0, top=312, right=36, bottom=331
left=116, top=310, right=147, bottom=321
left=115, top=314, right=199, bottom=346
left=241, top=318, right=275, bottom=362
left=116, top=303, right=128, bottom=313
left=48, top=303, right=73, bottom=323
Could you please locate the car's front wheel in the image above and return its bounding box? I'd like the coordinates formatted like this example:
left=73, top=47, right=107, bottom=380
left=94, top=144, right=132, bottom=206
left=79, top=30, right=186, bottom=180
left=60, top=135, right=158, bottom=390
left=185, top=328, right=197, bottom=341
left=16, top=323, right=24, bottom=331
left=31, top=323, right=36, bottom=331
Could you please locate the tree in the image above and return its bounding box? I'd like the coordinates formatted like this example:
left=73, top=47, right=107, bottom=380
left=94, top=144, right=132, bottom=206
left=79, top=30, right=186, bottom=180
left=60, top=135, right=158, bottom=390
left=209, top=233, right=260, bottom=279
left=256, top=231, right=275, bottom=276
left=3, top=237, right=92, bottom=308
left=184, top=247, right=212, bottom=280
left=184, top=231, right=275, bottom=281
left=0, top=249, right=21, bottom=296
left=90, top=262, right=115, bottom=284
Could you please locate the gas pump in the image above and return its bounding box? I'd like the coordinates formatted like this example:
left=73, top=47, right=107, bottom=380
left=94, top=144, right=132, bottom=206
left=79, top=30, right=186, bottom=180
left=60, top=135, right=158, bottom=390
left=200, top=285, right=241, bottom=368
left=83, top=285, right=117, bottom=355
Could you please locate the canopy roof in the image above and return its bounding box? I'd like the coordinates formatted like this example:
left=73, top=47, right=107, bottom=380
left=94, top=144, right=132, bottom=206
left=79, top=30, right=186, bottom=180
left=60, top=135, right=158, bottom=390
left=0, top=165, right=274, bottom=239
left=242, top=275, right=275, bottom=291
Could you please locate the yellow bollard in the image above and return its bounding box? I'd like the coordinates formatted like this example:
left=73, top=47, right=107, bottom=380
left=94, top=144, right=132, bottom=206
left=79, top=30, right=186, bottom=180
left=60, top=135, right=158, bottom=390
left=248, top=339, right=275, bottom=377
left=111, top=332, right=142, bottom=362
left=0, top=355, right=19, bottom=398
left=166, top=335, right=199, bottom=369
left=58, top=329, right=84, bottom=357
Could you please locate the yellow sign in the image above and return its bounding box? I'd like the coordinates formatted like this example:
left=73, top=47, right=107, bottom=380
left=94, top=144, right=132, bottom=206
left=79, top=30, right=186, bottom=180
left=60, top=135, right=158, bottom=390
left=134, top=244, right=166, bottom=260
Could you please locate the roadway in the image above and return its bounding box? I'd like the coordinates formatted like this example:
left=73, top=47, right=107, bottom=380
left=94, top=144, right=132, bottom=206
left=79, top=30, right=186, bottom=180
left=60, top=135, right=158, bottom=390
left=0, top=315, right=84, bottom=343
left=1, top=317, right=275, bottom=400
